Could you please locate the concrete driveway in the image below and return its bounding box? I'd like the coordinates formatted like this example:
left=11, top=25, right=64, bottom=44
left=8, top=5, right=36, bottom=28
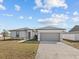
left=35, top=41, right=79, bottom=59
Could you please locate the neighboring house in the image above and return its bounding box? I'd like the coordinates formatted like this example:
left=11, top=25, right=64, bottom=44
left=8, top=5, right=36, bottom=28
left=62, top=25, right=79, bottom=41
left=9, top=26, right=65, bottom=41
left=69, top=25, right=79, bottom=33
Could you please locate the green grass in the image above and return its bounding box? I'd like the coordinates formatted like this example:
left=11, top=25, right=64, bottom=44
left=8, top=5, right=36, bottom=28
left=63, top=39, right=79, bottom=49
left=0, top=40, right=39, bottom=59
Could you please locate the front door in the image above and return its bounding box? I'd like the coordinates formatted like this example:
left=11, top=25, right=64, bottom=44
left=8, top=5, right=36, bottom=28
left=28, top=32, right=31, bottom=39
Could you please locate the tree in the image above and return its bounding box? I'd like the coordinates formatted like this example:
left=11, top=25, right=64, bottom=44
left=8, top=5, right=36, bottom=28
left=2, top=29, right=8, bottom=40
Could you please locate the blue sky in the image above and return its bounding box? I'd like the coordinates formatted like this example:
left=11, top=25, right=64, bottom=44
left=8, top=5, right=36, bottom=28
left=0, top=0, right=79, bottom=31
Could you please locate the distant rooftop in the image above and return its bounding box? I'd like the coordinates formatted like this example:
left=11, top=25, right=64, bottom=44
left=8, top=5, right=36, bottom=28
left=69, top=25, right=79, bottom=32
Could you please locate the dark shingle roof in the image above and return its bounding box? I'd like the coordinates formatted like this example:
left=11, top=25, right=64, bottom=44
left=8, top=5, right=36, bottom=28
left=37, top=26, right=65, bottom=30
left=69, top=25, right=79, bottom=32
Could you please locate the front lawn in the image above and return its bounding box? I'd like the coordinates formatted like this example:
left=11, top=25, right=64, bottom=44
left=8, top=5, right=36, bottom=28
left=63, top=39, right=79, bottom=49
left=0, top=40, right=39, bottom=59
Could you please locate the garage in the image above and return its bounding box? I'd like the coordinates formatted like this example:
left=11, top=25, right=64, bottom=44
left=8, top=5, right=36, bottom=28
left=40, top=33, right=60, bottom=41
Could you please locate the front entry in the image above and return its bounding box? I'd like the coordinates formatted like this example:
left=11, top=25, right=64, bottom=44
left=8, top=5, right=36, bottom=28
left=28, top=32, right=31, bottom=39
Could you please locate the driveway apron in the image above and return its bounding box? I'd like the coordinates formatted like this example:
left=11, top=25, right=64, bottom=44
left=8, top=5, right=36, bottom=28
left=35, top=41, right=79, bottom=59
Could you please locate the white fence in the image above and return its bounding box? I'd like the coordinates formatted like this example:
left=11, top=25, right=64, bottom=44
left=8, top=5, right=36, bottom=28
left=61, top=34, right=79, bottom=41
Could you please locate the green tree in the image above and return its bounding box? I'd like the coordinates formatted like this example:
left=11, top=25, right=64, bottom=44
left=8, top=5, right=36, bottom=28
left=2, top=29, right=8, bottom=40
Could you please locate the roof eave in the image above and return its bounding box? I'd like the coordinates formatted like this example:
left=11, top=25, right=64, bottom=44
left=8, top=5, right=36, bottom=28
left=9, top=29, right=33, bottom=31
left=36, top=29, right=66, bottom=30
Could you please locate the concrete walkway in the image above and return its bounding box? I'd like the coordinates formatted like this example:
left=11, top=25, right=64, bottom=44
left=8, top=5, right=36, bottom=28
left=35, top=41, right=79, bottom=59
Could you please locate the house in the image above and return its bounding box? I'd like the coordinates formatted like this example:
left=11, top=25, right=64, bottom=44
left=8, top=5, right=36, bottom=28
left=69, top=25, right=79, bottom=33
left=9, top=26, right=65, bottom=41
left=62, top=25, right=79, bottom=41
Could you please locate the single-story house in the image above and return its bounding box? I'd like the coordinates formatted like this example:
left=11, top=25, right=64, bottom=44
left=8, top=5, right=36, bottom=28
left=9, top=26, right=65, bottom=41
left=62, top=25, right=79, bottom=41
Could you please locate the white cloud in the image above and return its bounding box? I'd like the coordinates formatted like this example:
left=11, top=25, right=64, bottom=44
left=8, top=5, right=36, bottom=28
left=0, top=4, right=6, bottom=10
left=38, top=14, right=68, bottom=25
left=14, top=5, right=21, bottom=11
left=0, top=0, right=3, bottom=3
left=19, top=16, right=33, bottom=20
left=35, top=0, right=43, bottom=8
left=34, top=0, right=68, bottom=13
left=72, top=11, right=79, bottom=22
left=28, top=16, right=32, bottom=19
left=19, top=16, right=24, bottom=19
left=0, top=0, right=6, bottom=11
left=1, top=14, right=13, bottom=16
left=73, top=11, right=79, bottom=15
left=37, top=11, right=79, bottom=28
left=40, top=9, right=51, bottom=13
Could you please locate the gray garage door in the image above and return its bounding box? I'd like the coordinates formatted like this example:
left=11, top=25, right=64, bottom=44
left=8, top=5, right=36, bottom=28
left=40, top=33, right=60, bottom=41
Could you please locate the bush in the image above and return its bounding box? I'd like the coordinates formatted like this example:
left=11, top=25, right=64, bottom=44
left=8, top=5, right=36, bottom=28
left=28, top=35, right=38, bottom=41
left=33, top=35, right=38, bottom=40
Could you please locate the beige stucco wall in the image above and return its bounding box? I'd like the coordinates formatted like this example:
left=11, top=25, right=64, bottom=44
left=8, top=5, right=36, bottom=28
left=10, top=30, right=34, bottom=39
left=19, top=31, right=27, bottom=38
left=27, top=30, right=34, bottom=39
left=10, top=31, right=27, bottom=39
left=75, top=34, right=79, bottom=41
left=37, top=30, right=65, bottom=33
left=10, top=31, right=16, bottom=38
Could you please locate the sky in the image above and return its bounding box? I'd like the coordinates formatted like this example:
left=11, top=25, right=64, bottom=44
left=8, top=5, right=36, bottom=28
left=0, top=0, right=79, bottom=31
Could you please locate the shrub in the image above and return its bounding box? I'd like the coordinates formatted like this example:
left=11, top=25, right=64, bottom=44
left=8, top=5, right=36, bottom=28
left=28, top=35, right=38, bottom=41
